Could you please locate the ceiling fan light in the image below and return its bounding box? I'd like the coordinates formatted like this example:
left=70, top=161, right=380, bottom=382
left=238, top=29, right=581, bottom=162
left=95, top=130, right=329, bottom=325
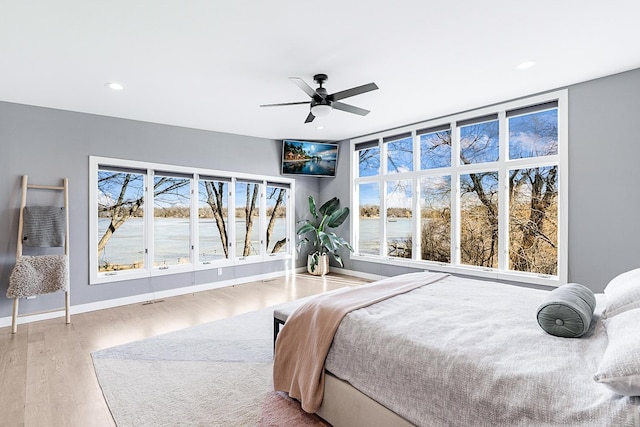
left=311, top=104, right=332, bottom=118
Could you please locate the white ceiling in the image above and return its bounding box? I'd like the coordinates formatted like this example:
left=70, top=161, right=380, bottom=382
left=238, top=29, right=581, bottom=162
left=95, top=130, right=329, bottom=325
left=2, top=1, right=639, bottom=142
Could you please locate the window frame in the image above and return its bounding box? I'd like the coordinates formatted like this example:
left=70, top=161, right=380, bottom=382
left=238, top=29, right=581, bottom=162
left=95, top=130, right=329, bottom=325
left=90, top=156, right=295, bottom=285
left=195, top=175, right=232, bottom=267
left=265, top=183, right=291, bottom=258
left=350, top=90, right=568, bottom=286
left=149, top=170, right=194, bottom=275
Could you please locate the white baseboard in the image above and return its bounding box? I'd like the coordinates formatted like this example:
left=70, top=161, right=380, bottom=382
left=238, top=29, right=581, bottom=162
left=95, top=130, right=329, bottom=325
left=0, top=267, right=385, bottom=329
left=296, top=264, right=386, bottom=282
left=330, top=266, right=387, bottom=282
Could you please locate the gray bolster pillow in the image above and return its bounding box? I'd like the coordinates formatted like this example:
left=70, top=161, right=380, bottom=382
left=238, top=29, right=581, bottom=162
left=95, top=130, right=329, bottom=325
left=537, top=283, right=596, bottom=338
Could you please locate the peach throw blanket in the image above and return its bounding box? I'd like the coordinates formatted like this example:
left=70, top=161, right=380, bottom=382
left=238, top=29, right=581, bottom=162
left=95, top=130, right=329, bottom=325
left=273, top=272, right=448, bottom=413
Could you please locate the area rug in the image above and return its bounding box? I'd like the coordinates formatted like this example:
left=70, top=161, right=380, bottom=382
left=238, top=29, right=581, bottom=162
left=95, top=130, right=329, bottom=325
left=92, top=303, right=330, bottom=427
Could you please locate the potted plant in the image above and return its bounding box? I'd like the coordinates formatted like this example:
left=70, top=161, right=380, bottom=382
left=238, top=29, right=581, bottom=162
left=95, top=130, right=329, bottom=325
left=296, top=196, right=353, bottom=276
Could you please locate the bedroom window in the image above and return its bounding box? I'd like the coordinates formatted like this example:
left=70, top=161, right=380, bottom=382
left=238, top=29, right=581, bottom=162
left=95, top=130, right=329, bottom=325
left=419, top=126, right=451, bottom=169
left=356, top=182, right=380, bottom=256
left=97, top=168, right=146, bottom=273
left=419, top=175, right=451, bottom=263
left=90, top=157, right=294, bottom=284
left=459, top=171, right=499, bottom=268
left=235, top=180, right=262, bottom=258
left=386, top=179, right=412, bottom=258
left=506, top=104, right=559, bottom=275
left=198, top=177, right=230, bottom=262
left=351, top=91, right=567, bottom=286
left=357, top=140, right=380, bottom=177
left=266, top=184, right=289, bottom=255
left=385, top=133, right=413, bottom=173
left=459, top=116, right=499, bottom=164
left=153, top=173, right=192, bottom=269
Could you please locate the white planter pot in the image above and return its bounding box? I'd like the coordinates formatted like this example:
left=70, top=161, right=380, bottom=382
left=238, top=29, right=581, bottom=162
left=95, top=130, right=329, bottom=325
left=307, top=253, right=329, bottom=276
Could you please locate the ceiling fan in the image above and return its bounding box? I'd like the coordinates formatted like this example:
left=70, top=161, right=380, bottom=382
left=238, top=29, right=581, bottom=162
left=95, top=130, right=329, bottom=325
left=260, top=74, right=378, bottom=123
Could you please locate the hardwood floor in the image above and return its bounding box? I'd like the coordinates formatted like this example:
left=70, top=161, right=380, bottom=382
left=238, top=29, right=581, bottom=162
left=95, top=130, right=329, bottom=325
left=0, top=273, right=369, bottom=427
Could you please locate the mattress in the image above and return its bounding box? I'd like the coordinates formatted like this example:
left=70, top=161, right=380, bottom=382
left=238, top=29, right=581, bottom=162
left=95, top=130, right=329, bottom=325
left=324, top=275, right=640, bottom=426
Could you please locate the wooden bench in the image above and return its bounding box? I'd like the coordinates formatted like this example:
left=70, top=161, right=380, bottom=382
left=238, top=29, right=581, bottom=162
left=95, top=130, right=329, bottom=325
left=273, top=303, right=299, bottom=346
left=273, top=288, right=348, bottom=347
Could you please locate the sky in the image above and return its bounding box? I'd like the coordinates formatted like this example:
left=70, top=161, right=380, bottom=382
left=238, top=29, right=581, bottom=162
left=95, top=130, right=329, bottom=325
left=285, top=140, right=338, bottom=160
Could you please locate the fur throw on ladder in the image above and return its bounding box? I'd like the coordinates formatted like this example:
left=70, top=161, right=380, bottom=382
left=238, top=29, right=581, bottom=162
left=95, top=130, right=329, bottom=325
left=7, top=255, right=70, bottom=298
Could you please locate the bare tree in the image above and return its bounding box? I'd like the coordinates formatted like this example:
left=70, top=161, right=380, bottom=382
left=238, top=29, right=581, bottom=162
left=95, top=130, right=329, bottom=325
left=358, top=148, right=380, bottom=175
left=387, top=138, right=413, bottom=173
left=458, top=122, right=500, bottom=268
left=460, top=171, right=499, bottom=267
left=242, top=183, right=259, bottom=256
left=509, top=167, right=557, bottom=273
left=203, top=181, right=229, bottom=258
left=420, top=177, right=451, bottom=263
left=266, top=187, right=287, bottom=254
left=98, top=173, right=143, bottom=256
left=98, top=173, right=189, bottom=257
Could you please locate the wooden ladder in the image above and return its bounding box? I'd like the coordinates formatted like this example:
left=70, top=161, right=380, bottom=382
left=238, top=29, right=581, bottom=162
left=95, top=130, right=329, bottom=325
left=12, top=175, right=71, bottom=334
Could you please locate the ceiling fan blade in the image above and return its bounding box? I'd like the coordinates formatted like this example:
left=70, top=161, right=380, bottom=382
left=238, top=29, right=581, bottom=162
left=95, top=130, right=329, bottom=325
left=331, top=82, right=379, bottom=101
left=305, top=112, right=316, bottom=123
left=260, top=101, right=310, bottom=107
left=332, top=101, right=370, bottom=116
left=289, top=77, right=318, bottom=98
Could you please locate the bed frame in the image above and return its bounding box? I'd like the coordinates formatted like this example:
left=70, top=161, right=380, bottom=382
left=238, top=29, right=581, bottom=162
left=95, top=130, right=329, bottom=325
left=317, top=372, right=414, bottom=427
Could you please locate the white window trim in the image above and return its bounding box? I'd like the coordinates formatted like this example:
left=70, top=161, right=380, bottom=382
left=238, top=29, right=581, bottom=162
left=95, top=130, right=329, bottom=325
left=89, top=156, right=295, bottom=285
left=350, top=90, right=568, bottom=287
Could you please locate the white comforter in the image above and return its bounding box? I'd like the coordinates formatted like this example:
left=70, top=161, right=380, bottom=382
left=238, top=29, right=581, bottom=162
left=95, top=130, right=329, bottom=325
left=325, top=274, right=640, bottom=426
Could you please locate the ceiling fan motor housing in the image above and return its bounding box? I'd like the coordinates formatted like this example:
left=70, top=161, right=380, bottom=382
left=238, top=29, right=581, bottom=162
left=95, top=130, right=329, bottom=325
left=313, top=73, right=328, bottom=85
left=313, top=89, right=332, bottom=106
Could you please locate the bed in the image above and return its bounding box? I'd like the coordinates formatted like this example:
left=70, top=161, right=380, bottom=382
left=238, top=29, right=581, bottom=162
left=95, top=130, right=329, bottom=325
left=273, top=271, right=640, bottom=426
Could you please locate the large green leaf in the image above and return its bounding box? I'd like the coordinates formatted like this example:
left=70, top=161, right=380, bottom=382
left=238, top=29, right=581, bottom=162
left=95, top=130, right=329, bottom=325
left=319, top=197, right=339, bottom=216
left=295, top=237, right=310, bottom=252
left=326, top=207, right=350, bottom=228
left=333, top=253, right=344, bottom=267
left=308, top=195, right=318, bottom=218
left=296, top=222, right=316, bottom=235
left=334, top=235, right=354, bottom=252
left=308, top=251, right=319, bottom=272
left=318, top=231, right=339, bottom=253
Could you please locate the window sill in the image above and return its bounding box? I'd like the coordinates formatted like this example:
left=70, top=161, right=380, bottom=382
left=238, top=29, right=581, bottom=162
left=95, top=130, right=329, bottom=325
left=350, top=254, right=561, bottom=288
left=91, top=254, right=293, bottom=285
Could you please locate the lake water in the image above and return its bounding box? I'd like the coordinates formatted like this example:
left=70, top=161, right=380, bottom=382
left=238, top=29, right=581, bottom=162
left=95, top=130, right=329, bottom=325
left=282, top=159, right=336, bottom=176
left=358, top=217, right=412, bottom=255
left=98, top=217, right=287, bottom=268
left=98, top=217, right=412, bottom=268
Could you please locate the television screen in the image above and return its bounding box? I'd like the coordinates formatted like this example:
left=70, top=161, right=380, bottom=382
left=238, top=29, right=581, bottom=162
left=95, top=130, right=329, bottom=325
left=281, top=140, right=338, bottom=177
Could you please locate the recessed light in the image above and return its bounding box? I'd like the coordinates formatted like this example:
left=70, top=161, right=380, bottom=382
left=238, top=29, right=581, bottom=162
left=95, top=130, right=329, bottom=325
left=105, top=82, right=124, bottom=91
left=515, top=61, right=536, bottom=70
left=316, top=125, right=324, bottom=130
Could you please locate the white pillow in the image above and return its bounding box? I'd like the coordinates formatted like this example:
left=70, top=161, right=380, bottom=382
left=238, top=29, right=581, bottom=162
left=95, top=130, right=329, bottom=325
left=593, top=308, right=640, bottom=396
left=603, top=268, right=640, bottom=318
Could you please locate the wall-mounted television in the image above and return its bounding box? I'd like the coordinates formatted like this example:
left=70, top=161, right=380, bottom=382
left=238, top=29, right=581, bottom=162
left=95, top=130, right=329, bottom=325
left=281, top=140, right=338, bottom=177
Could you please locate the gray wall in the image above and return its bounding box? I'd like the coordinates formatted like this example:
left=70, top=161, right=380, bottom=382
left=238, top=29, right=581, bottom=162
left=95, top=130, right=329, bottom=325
left=0, top=102, right=320, bottom=318
left=322, top=68, right=640, bottom=293
left=567, top=68, right=640, bottom=290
